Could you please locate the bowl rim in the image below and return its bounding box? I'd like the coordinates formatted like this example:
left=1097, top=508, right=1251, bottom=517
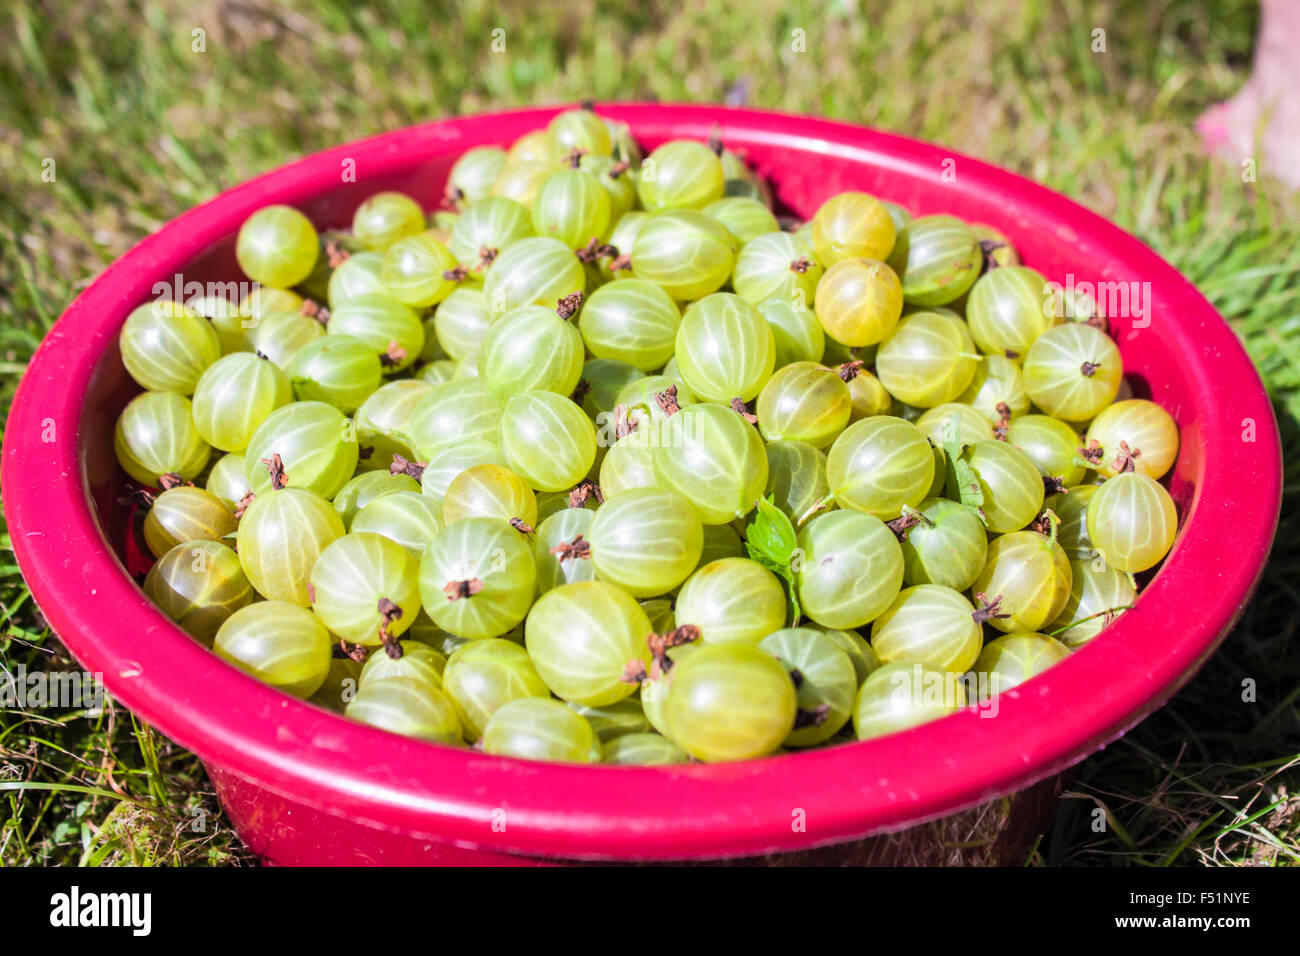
left=2, top=103, right=1282, bottom=861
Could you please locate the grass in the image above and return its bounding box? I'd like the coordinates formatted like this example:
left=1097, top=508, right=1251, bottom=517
left=1, top=0, right=1297, bottom=866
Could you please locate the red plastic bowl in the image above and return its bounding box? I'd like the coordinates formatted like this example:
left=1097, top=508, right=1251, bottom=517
left=2, top=105, right=1282, bottom=865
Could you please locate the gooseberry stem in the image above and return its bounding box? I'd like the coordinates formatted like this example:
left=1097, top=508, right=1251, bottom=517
left=1046, top=604, right=1136, bottom=637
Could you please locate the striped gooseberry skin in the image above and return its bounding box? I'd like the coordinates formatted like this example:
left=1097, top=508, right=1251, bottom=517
left=1048, top=483, right=1099, bottom=558
left=870, top=584, right=983, bottom=674
left=206, top=453, right=251, bottom=510
left=499, top=390, right=597, bottom=491
left=143, top=539, right=254, bottom=645
left=351, top=492, right=443, bottom=558
left=809, top=191, right=896, bottom=266
left=756, top=361, right=851, bottom=449
left=1085, top=399, right=1180, bottom=480
left=478, top=305, right=584, bottom=401
left=826, top=416, right=934, bottom=520
left=972, top=633, right=1071, bottom=698
left=242, top=400, right=358, bottom=499
left=813, top=257, right=903, bottom=347
left=142, top=486, right=236, bottom=558
left=533, top=169, right=611, bottom=248
left=962, top=439, right=1045, bottom=533
left=796, top=510, right=904, bottom=629
left=448, top=145, right=508, bottom=203
left=420, top=439, right=508, bottom=511
left=759, top=298, right=825, bottom=367
left=440, top=638, right=549, bottom=740
left=327, top=294, right=425, bottom=372
left=1052, top=556, right=1136, bottom=648
left=242, top=286, right=304, bottom=323
left=704, top=197, right=781, bottom=245
left=546, top=108, right=612, bottom=162
left=853, top=661, right=968, bottom=741
left=732, top=231, right=823, bottom=306
left=579, top=154, right=637, bottom=222
left=327, top=250, right=388, bottom=309
left=213, top=601, right=333, bottom=698
left=637, top=642, right=699, bottom=736
left=578, top=358, right=643, bottom=419
left=442, top=464, right=538, bottom=529
left=599, top=435, right=658, bottom=499
left=823, top=627, right=881, bottom=685
left=673, top=557, right=787, bottom=644
left=192, top=352, right=293, bottom=452
left=533, top=507, right=597, bottom=595
left=759, top=627, right=857, bottom=747
left=898, top=497, right=988, bottom=591
left=286, top=335, right=382, bottom=413
left=971, top=530, right=1073, bottom=634
left=418, top=517, right=537, bottom=640
left=524, top=580, right=653, bottom=707
left=235, top=205, right=319, bottom=288
left=639, top=598, right=677, bottom=638
left=1086, top=471, right=1178, bottom=573
left=308, top=657, right=363, bottom=714
left=407, top=379, right=506, bottom=458
left=309, top=532, right=422, bottom=645
left=578, top=279, right=681, bottom=371
left=765, top=439, right=833, bottom=527
left=351, top=191, right=426, bottom=250
left=482, top=236, right=585, bottom=317
left=433, top=287, right=494, bottom=361
left=696, top=524, right=745, bottom=568
left=482, top=698, right=601, bottom=763
left=636, top=139, right=725, bottom=211
left=842, top=365, right=893, bottom=421
left=380, top=233, right=459, bottom=308
left=188, top=295, right=248, bottom=355
left=602, top=210, right=648, bottom=279
left=333, top=471, right=420, bottom=528
left=890, top=214, right=982, bottom=306
left=631, top=210, right=736, bottom=301
left=490, top=161, right=553, bottom=207
left=965, top=266, right=1057, bottom=360
left=237, top=487, right=345, bottom=604
left=615, top=374, right=696, bottom=430
left=1022, top=322, right=1123, bottom=422
left=876, top=310, right=979, bottom=408
left=347, top=677, right=462, bottom=744
left=662, top=643, right=797, bottom=762
left=354, top=379, right=434, bottom=473
left=1006, top=414, right=1088, bottom=487
left=448, top=197, right=534, bottom=276
left=359, top=640, right=446, bottom=689
left=958, top=353, right=1031, bottom=423
left=588, top=487, right=703, bottom=597
left=652, top=402, right=769, bottom=525
left=119, top=299, right=221, bottom=393
left=674, top=293, right=775, bottom=403
left=915, top=402, right=993, bottom=448
left=602, top=732, right=690, bottom=765
left=245, top=309, right=325, bottom=369
left=971, top=222, right=1021, bottom=266
left=114, top=391, right=211, bottom=486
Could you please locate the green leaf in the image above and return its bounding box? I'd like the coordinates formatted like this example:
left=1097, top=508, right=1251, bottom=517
left=941, top=434, right=985, bottom=514
left=744, top=496, right=802, bottom=625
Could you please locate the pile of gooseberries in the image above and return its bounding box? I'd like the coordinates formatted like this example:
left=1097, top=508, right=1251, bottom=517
left=116, top=106, right=1181, bottom=766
